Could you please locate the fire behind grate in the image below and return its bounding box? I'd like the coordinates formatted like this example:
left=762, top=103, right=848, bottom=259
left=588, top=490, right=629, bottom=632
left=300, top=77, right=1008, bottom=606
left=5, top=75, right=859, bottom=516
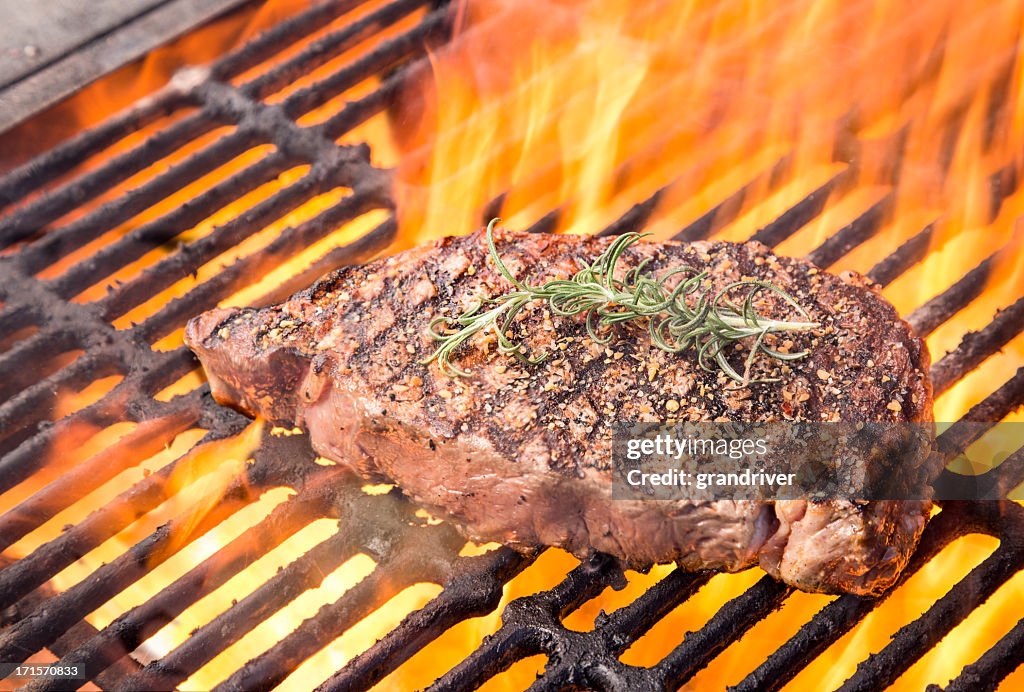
left=0, top=0, right=1022, bottom=690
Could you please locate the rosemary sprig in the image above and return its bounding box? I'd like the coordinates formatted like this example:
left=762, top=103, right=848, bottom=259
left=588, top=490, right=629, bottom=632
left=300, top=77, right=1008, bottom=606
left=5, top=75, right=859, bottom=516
left=422, top=219, right=820, bottom=383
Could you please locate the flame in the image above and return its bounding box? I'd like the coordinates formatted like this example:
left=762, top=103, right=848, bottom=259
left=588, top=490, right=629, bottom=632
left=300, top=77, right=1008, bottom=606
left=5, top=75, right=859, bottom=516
left=5, top=0, right=1024, bottom=688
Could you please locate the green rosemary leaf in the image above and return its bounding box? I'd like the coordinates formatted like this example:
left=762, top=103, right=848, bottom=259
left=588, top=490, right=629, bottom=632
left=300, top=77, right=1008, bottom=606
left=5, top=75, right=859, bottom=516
left=421, top=219, right=820, bottom=383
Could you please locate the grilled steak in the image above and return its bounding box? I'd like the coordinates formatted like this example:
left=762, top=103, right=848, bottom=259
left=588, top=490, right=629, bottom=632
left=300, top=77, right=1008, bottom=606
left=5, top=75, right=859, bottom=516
left=185, top=229, right=934, bottom=595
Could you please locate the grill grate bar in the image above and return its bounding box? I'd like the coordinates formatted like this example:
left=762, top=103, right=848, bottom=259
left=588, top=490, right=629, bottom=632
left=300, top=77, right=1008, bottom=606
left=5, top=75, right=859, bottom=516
left=0, top=4, right=443, bottom=489
left=838, top=518, right=1024, bottom=692
left=211, top=0, right=386, bottom=84
left=947, top=368, right=1024, bottom=429
left=322, top=57, right=424, bottom=139
left=657, top=576, right=793, bottom=689
left=51, top=152, right=293, bottom=302
left=0, top=304, right=39, bottom=351
left=427, top=620, right=543, bottom=692
left=0, top=262, right=135, bottom=388
left=221, top=560, right=408, bottom=692
left=43, top=620, right=144, bottom=690
left=426, top=554, right=625, bottom=692
left=748, top=170, right=849, bottom=248
left=529, top=161, right=764, bottom=244
left=2, top=0, right=444, bottom=268
left=118, top=527, right=360, bottom=691
left=805, top=193, right=894, bottom=269
left=943, top=615, right=1024, bottom=692
left=522, top=152, right=795, bottom=244
left=0, top=0, right=434, bottom=247
left=0, top=90, right=189, bottom=216
left=0, top=346, right=201, bottom=490
left=0, top=558, right=145, bottom=689
left=28, top=488, right=330, bottom=692
left=118, top=452, right=471, bottom=691
left=0, top=476, right=258, bottom=666
left=136, top=192, right=389, bottom=343
left=262, top=216, right=399, bottom=307
left=22, top=127, right=255, bottom=279
left=597, top=188, right=668, bottom=238
left=234, top=0, right=430, bottom=105
left=438, top=566, right=720, bottom=692
left=734, top=503, right=997, bottom=692
left=0, top=413, right=243, bottom=613
left=1, top=0, right=1023, bottom=688
left=599, top=568, right=713, bottom=652
left=907, top=248, right=1003, bottom=338
left=932, top=371, right=1024, bottom=500
left=313, top=547, right=531, bottom=692
left=0, top=351, right=125, bottom=458
left=0, top=398, right=114, bottom=493
left=932, top=463, right=1019, bottom=505
left=94, top=162, right=320, bottom=323
left=969, top=445, right=1024, bottom=500
left=283, top=8, right=450, bottom=123
left=0, top=112, right=216, bottom=249
left=0, top=328, right=80, bottom=402
left=525, top=209, right=561, bottom=236
left=246, top=0, right=434, bottom=108
left=0, top=409, right=196, bottom=552
left=34, top=427, right=466, bottom=690
left=866, top=224, right=935, bottom=287
left=673, top=157, right=795, bottom=243
left=0, top=0, right=445, bottom=457
left=930, top=296, right=1024, bottom=396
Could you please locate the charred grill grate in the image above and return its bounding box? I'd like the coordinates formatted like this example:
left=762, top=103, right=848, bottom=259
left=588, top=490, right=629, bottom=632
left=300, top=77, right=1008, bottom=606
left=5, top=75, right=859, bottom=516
left=0, top=0, right=1023, bottom=690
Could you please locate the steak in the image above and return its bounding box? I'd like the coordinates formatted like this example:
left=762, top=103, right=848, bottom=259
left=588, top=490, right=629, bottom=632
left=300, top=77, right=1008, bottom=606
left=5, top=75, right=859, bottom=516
left=185, top=229, right=935, bottom=595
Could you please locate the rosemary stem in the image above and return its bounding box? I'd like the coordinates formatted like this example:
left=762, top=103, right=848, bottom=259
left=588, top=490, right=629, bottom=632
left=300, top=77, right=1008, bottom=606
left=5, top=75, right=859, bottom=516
left=589, top=287, right=818, bottom=333
left=714, top=316, right=820, bottom=332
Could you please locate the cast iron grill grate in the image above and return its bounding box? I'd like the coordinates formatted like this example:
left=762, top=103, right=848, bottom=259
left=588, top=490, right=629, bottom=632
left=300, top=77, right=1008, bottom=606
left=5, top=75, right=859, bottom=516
left=0, top=1, right=1022, bottom=690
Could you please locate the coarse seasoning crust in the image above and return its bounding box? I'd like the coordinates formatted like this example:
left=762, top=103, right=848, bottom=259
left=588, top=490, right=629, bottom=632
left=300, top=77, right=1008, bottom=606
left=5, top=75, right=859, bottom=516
left=186, top=229, right=935, bottom=595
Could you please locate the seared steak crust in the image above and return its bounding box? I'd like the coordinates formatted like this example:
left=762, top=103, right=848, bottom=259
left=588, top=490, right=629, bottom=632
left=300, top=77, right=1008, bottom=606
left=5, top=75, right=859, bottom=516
left=185, top=230, right=934, bottom=595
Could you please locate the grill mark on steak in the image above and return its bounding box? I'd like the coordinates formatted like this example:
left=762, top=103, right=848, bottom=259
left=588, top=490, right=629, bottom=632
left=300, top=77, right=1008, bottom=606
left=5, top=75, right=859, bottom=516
left=185, top=229, right=935, bottom=595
